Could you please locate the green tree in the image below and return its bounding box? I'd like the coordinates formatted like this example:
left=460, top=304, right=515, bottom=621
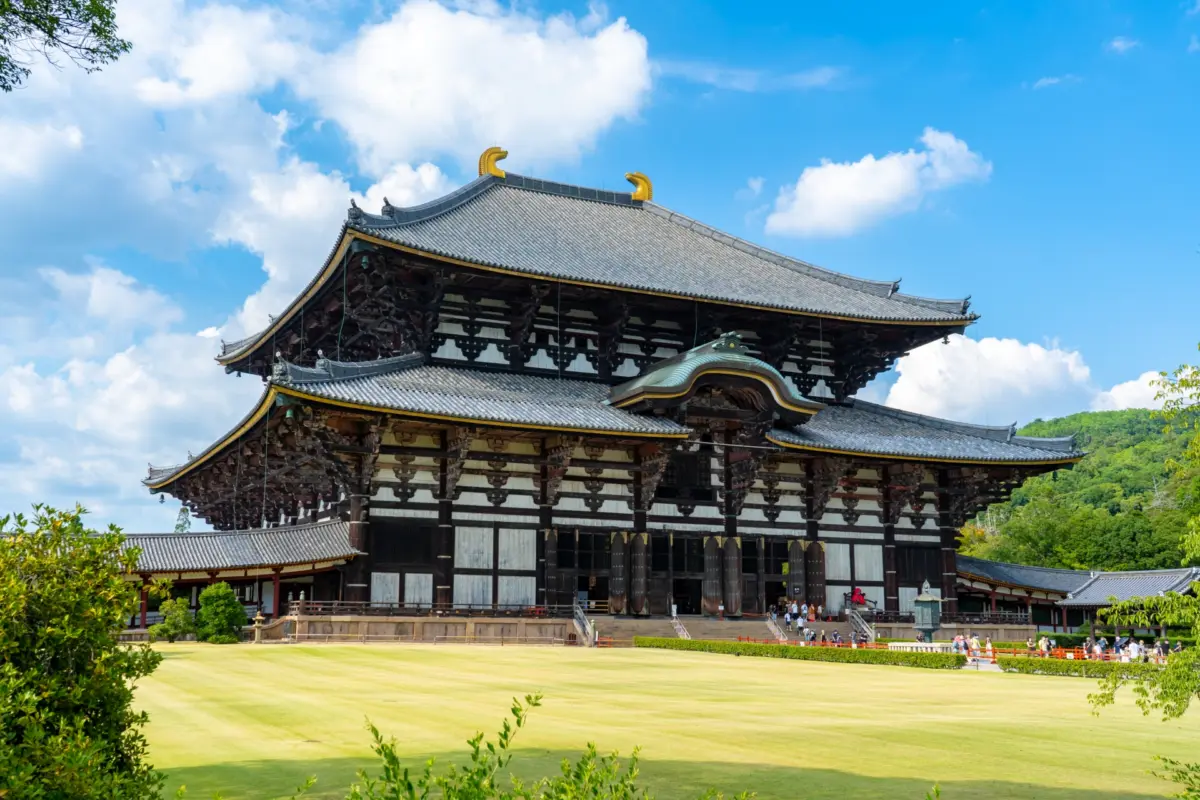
left=0, top=0, right=131, bottom=92
left=0, top=504, right=163, bottom=798
left=148, top=595, right=194, bottom=643
left=174, top=506, right=190, bottom=534
left=196, top=582, right=246, bottom=643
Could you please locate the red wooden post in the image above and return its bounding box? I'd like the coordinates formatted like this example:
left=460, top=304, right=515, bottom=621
left=272, top=570, right=282, bottom=617
left=139, top=580, right=149, bottom=629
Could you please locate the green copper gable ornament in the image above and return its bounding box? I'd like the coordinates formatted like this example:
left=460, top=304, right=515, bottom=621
left=913, top=580, right=943, bottom=643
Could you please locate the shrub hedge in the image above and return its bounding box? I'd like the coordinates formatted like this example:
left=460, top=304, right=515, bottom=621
left=634, top=637, right=967, bottom=669
left=997, top=656, right=1164, bottom=679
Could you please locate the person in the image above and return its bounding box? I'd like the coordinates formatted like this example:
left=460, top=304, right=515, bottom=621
left=783, top=611, right=792, bottom=632
left=816, top=604, right=824, bottom=621
left=800, top=602, right=808, bottom=621
left=807, top=628, right=817, bottom=643
left=1026, top=636, right=1036, bottom=653
left=851, top=587, right=866, bottom=606
left=791, top=600, right=799, bottom=621
left=984, top=636, right=993, bottom=657
left=820, top=630, right=828, bottom=645
left=1173, top=640, right=1184, bottom=654
left=969, top=633, right=981, bottom=657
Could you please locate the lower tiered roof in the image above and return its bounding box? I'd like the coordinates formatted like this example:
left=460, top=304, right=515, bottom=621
left=123, top=520, right=358, bottom=575
left=769, top=401, right=1082, bottom=464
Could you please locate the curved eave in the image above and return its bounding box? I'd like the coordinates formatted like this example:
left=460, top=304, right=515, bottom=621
left=127, top=556, right=356, bottom=579
left=218, top=227, right=978, bottom=370
left=275, top=385, right=691, bottom=440
left=763, top=434, right=1085, bottom=467
left=610, top=367, right=823, bottom=416
left=956, top=570, right=1071, bottom=596
left=147, top=383, right=688, bottom=491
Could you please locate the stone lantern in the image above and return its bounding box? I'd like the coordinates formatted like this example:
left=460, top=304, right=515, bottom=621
left=913, top=580, right=943, bottom=643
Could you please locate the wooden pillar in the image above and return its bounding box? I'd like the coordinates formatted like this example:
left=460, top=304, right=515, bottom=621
left=881, top=466, right=899, bottom=613
left=1025, top=597, right=1032, bottom=624
left=990, top=589, right=997, bottom=613
left=272, top=569, right=282, bottom=617
left=756, top=535, right=766, bottom=616
left=667, top=533, right=675, bottom=611
left=541, top=529, right=555, bottom=606
left=935, top=469, right=960, bottom=615
left=702, top=536, right=723, bottom=616
left=609, top=532, right=628, bottom=614
left=722, top=537, right=743, bottom=617
left=804, top=542, right=825, bottom=610
left=630, top=533, right=649, bottom=615
left=492, top=523, right=501, bottom=611
left=344, top=493, right=370, bottom=603
left=787, top=539, right=806, bottom=605
left=434, top=431, right=454, bottom=609
left=803, top=459, right=825, bottom=609
left=139, top=576, right=150, bottom=629
left=538, top=455, right=552, bottom=607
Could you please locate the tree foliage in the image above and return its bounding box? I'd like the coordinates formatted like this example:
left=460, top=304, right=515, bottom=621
left=961, top=408, right=1200, bottom=571
left=196, top=582, right=245, bottom=643
left=148, top=595, right=194, bottom=643
left=1087, top=346, right=1200, bottom=723
left=0, top=504, right=163, bottom=799
left=0, top=0, right=131, bottom=92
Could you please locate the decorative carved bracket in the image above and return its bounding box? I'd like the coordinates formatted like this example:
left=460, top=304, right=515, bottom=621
left=441, top=427, right=472, bottom=500
left=810, top=457, right=853, bottom=519
left=542, top=435, right=579, bottom=507
left=882, top=463, right=924, bottom=525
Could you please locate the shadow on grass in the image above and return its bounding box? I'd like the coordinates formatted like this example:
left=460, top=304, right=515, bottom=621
left=162, top=751, right=1166, bottom=800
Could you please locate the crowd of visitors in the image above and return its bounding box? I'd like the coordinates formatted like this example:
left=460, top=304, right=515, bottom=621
left=1037, top=634, right=1185, bottom=662
left=950, top=633, right=993, bottom=657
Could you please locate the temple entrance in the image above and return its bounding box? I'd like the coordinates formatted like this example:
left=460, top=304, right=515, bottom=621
left=672, top=578, right=702, bottom=615
left=765, top=580, right=788, bottom=614
left=577, top=574, right=609, bottom=611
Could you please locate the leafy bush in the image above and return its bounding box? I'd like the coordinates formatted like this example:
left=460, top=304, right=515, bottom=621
left=634, top=637, right=966, bottom=669
left=0, top=505, right=164, bottom=799
left=1154, top=756, right=1200, bottom=799
left=997, top=656, right=1163, bottom=679
left=196, top=582, right=246, bottom=643
left=206, top=634, right=241, bottom=645
left=149, top=596, right=195, bottom=643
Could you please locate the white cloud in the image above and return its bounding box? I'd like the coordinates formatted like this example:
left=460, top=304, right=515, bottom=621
left=39, top=265, right=183, bottom=330
left=1108, top=36, right=1141, bottom=54
left=1188, top=1, right=1200, bottom=16
left=862, top=335, right=1162, bottom=426
left=0, top=0, right=653, bottom=531
left=765, top=128, right=992, bottom=237
left=216, top=158, right=451, bottom=336
left=736, top=176, right=765, bottom=200
left=0, top=121, right=82, bottom=180
left=1092, top=371, right=1162, bottom=411
left=133, top=3, right=306, bottom=106
left=656, top=60, right=841, bottom=92
left=1189, top=34, right=1199, bottom=53
left=1032, top=74, right=1080, bottom=89
left=297, top=0, right=652, bottom=176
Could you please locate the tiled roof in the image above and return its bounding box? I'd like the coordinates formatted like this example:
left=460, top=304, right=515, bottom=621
left=768, top=400, right=1083, bottom=464
left=1059, top=567, right=1200, bottom=607
left=123, top=520, right=357, bottom=573
left=351, top=173, right=974, bottom=324
left=277, top=354, right=688, bottom=436
left=609, top=333, right=825, bottom=414
left=957, top=555, right=1092, bottom=594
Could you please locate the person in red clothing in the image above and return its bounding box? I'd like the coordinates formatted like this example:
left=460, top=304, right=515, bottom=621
left=851, top=587, right=867, bottom=606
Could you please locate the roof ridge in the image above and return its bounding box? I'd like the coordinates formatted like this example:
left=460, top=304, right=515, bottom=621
left=957, top=555, right=1091, bottom=575
left=124, top=520, right=346, bottom=538
left=850, top=400, right=1079, bottom=452
left=271, top=352, right=425, bottom=386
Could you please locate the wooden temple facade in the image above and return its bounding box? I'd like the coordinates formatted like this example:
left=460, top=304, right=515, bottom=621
left=144, top=148, right=1083, bottom=619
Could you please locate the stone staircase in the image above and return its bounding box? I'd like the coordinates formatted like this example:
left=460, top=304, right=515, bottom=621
left=590, top=616, right=679, bottom=645
left=677, top=617, right=785, bottom=641
left=770, top=618, right=858, bottom=643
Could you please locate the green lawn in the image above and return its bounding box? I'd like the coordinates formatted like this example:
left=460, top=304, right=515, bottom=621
left=139, top=644, right=1200, bottom=799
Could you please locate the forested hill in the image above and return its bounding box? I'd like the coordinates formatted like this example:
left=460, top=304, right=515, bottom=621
left=960, top=409, right=1200, bottom=571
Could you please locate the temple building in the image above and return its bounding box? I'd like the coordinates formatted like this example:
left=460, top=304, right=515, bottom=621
left=142, top=147, right=1084, bottom=622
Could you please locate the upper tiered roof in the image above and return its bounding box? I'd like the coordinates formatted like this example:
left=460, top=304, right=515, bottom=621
left=219, top=150, right=976, bottom=366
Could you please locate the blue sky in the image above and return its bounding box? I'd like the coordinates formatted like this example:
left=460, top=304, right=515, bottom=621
left=0, top=0, right=1197, bottom=530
